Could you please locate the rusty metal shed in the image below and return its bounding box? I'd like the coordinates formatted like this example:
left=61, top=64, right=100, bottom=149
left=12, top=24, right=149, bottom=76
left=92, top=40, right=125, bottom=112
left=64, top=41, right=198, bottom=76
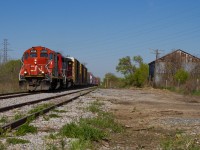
left=149, top=49, right=200, bottom=87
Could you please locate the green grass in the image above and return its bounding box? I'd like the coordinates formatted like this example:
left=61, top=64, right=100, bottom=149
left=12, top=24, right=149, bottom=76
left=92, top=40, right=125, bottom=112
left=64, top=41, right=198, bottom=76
left=46, top=144, right=59, bottom=150
left=15, top=123, right=37, bottom=136
left=6, top=138, right=30, bottom=144
left=60, top=122, right=106, bottom=141
left=28, top=103, right=54, bottom=114
left=192, top=90, right=200, bottom=96
left=70, top=139, right=92, bottom=150
left=43, top=113, right=60, bottom=121
left=87, top=100, right=104, bottom=113
left=0, top=141, right=6, bottom=150
left=80, top=112, right=123, bottom=133
left=59, top=100, right=123, bottom=150
left=0, top=116, right=8, bottom=124
left=14, top=113, right=25, bottom=120
left=48, top=133, right=58, bottom=140
left=160, top=133, right=200, bottom=150
left=49, top=114, right=61, bottom=118
left=87, top=100, right=123, bottom=133
left=53, top=109, right=68, bottom=113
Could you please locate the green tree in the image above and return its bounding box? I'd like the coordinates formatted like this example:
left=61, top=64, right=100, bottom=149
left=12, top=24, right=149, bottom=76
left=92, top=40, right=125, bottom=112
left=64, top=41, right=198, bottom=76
left=174, top=69, right=189, bottom=84
left=103, top=73, right=123, bottom=88
left=133, top=63, right=149, bottom=87
left=116, top=56, right=135, bottom=76
left=116, top=55, right=148, bottom=87
left=133, top=55, right=143, bottom=67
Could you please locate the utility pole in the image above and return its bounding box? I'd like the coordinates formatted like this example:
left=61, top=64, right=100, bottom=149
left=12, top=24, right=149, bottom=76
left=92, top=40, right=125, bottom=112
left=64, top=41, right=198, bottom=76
left=0, top=51, right=2, bottom=64
left=150, top=49, right=164, bottom=87
left=106, top=77, right=109, bottom=88
left=3, top=39, right=9, bottom=63
left=151, top=49, right=164, bottom=60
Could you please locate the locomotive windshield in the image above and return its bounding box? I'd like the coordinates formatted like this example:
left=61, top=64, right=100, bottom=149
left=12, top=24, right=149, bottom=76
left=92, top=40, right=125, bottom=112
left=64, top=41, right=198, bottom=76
left=49, top=53, right=53, bottom=60
left=24, top=53, right=29, bottom=59
left=30, top=53, right=37, bottom=57
left=40, top=53, right=48, bottom=57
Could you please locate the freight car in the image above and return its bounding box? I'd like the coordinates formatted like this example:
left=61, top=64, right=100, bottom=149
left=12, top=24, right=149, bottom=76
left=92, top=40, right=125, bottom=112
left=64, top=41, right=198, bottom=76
left=19, top=46, right=93, bottom=91
left=66, top=57, right=88, bottom=87
left=87, top=72, right=100, bottom=86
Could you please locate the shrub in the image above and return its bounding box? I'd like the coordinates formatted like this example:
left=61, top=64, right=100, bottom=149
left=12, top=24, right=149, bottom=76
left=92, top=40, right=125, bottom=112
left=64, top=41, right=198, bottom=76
left=174, top=69, right=189, bottom=84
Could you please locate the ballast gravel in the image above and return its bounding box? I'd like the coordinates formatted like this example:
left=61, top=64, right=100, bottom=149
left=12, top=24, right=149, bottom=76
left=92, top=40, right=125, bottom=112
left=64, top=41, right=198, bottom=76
left=1, top=88, right=200, bottom=149
left=1, top=89, right=112, bottom=150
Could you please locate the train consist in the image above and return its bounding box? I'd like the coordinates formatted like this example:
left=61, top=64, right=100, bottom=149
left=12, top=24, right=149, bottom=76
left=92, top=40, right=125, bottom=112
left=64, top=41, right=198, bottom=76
left=19, top=46, right=100, bottom=91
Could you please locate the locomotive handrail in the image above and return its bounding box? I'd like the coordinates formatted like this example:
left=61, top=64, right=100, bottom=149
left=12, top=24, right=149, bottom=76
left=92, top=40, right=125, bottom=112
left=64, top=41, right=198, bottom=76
left=45, top=60, right=52, bottom=74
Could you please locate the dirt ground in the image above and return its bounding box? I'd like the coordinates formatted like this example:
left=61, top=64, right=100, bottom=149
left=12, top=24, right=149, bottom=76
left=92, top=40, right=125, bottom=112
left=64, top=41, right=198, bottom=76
left=96, top=88, right=200, bottom=150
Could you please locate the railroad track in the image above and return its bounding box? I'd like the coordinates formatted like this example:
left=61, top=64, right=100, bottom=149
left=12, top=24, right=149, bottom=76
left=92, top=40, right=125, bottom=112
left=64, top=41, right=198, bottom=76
left=0, top=91, right=39, bottom=100
left=0, top=88, right=91, bottom=112
left=0, top=87, right=88, bottom=100
left=0, top=87, right=95, bottom=135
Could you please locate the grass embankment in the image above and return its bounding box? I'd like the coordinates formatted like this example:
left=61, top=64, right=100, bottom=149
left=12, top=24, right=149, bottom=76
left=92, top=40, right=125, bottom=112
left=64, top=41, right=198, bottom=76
left=0, top=60, right=22, bottom=93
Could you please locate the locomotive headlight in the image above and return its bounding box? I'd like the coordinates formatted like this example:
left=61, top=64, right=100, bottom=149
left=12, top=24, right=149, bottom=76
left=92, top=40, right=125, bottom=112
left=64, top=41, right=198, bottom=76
left=41, top=71, right=44, bottom=74
left=24, top=70, right=27, bottom=74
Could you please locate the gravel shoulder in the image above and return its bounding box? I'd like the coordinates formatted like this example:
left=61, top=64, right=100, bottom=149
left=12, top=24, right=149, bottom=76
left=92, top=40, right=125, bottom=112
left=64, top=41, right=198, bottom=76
left=1, top=88, right=200, bottom=149
left=96, top=88, right=200, bottom=149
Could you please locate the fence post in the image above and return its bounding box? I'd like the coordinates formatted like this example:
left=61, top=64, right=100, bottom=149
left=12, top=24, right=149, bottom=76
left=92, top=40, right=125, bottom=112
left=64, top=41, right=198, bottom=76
left=197, top=79, right=199, bottom=91
left=178, top=79, right=180, bottom=89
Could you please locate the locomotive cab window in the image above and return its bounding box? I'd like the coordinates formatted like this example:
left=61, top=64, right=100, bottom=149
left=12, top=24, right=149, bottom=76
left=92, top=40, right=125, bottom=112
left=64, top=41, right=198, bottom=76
left=23, top=53, right=29, bottom=60
left=30, top=53, right=37, bottom=57
left=40, top=53, right=48, bottom=57
left=49, top=53, right=53, bottom=60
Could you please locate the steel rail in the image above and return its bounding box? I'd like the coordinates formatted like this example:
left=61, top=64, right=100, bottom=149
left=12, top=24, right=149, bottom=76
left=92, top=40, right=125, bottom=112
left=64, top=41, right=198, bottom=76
left=0, top=87, right=94, bottom=112
left=0, top=88, right=94, bottom=135
left=0, top=93, right=35, bottom=100
left=0, top=91, right=28, bottom=96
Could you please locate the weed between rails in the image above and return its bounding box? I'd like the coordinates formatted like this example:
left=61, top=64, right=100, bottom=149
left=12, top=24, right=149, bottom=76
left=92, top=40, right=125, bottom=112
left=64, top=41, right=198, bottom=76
left=53, top=109, right=68, bottom=113
left=0, top=141, right=6, bottom=150
left=0, top=99, right=122, bottom=149
left=6, top=138, right=30, bottom=144
left=15, top=123, right=37, bottom=136
left=14, top=113, right=25, bottom=120
left=28, top=103, right=54, bottom=114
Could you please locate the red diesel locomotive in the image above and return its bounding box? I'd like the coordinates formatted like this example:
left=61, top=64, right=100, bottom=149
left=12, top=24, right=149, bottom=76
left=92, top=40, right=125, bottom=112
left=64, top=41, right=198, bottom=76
left=19, top=46, right=91, bottom=91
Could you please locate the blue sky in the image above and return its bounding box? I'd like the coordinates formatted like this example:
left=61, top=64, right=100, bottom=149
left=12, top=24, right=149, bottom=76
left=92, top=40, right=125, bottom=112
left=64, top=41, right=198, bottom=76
left=0, top=0, right=200, bottom=79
